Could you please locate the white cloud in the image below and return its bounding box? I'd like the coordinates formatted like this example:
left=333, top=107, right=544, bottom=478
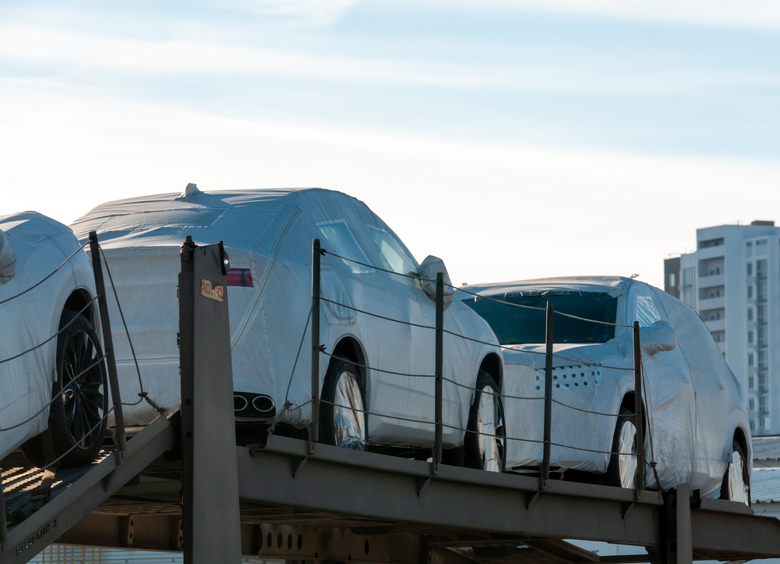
left=2, top=78, right=779, bottom=288
left=442, top=0, right=780, bottom=29
left=1, top=25, right=775, bottom=95
left=212, top=0, right=362, bottom=26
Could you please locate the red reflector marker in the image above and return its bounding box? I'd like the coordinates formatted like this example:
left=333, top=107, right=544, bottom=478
left=227, top=268, right=253, bottom=287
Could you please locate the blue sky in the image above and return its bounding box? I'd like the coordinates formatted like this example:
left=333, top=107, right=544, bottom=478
left=2, top=0, right=780, bottom=287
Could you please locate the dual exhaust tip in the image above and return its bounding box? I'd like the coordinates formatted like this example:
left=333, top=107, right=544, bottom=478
left=234, top=393, right=275, bottom=418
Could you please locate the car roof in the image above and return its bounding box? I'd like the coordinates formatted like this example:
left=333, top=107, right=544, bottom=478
left=0, top=211, right=71, bottom=244
left=70, top=187, right=379, bottom=251
left=465, top=276, right=633, bottom=299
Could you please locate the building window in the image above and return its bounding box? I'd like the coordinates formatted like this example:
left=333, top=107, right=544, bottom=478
left=750, top=399, right=755, bottom=410
left=749, top=376, right=754, bottom=388
left=748, top=309, right=753, bottom=321
left=749, top=353, right=754, bottom=366
left=682, top=267, right=697, bottom=309
left=748, top=286, right=753, bottom=298
left=747, top=263, right=753, bottom=275
left=669, top=273, right=676, bottom=287
left=750, top=420, right=755, bottom=431
left=748, top=331, right=754, bottom=343
left=700, top=238, right=724, bottom=249
left=757, top=239, right=768, bottom=246
left=747, top=242, right=753, bottom=247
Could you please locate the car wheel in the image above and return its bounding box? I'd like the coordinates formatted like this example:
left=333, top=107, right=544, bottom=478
left=464, top=370, right=505, bottom=472
left=721, top=440, right=750, bottom=506
left=319, top=359, right=367, bottom=449
left=606, top=406, right=639, bottom=489
left=22, top=312, right=108, bottom=468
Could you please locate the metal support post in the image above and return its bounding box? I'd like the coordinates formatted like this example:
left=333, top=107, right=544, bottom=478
left=633, top=321, right=645, bottom=492
left=0, top=475, right=6, bottom=545
left=434, top=273, right=444, bottom=467
left=179, top=237, right=242, bottom=564
left=664, top=484, right=692, bottom=564
left=310, top=239, right=322, bottom=452
left=541, top=301, right=554, bottom=488
left=88, top=231, right=126, bottom=454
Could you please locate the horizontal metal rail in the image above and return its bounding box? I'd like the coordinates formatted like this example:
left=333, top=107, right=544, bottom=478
left=1, top=414, right=175, bottom=563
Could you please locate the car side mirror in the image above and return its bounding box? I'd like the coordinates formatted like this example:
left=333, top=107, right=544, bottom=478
left=418, top=255, right=454, bottom=311
left=639, top=320, right=677, bottom=356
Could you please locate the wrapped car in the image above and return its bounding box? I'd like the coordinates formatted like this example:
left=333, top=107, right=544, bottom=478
left=0, top=212, right=106, bottom=468
left=71, top=186, right=504, bottom=469
left=462, top=276, right=751, bottom=501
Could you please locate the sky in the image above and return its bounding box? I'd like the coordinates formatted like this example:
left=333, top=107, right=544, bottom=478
left=2, top=0, right=780, bottom=288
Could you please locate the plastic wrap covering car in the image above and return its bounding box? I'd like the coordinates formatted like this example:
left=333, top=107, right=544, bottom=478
left=0, top=229, right=17, bottom=284
left=71, top=188, right=500, bottom=449
left=0, top=212, right=98, bottom=459
left=463, top=276, right=749, bottom=497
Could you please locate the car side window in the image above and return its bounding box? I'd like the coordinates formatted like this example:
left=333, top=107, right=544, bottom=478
left=317, top=220, right=372, bottom=274
left=368, top=226, right=417, bottom=276
left=636, top=295, right=661, bottom=327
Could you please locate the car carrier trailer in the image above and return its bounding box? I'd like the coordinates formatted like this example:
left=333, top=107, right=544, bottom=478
left=1, top=238, right=779, bottom=564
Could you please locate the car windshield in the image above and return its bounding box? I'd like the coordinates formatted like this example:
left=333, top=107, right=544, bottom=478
left=462, top=291, right=618, bottom=345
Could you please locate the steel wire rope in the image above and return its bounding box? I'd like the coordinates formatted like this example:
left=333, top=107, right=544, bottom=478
left=267, top=307, right=314, bottom=433
left=453, top=283, right=630, bottom=328
left=550, top=309, right=633, bottom=328
left=321, top=399, right=639, bottom=456
left=438, top=422, right=543, bottom=446
left=439, top=374, right=543, bottom=401
left=0, top=298, right=97, bottom=366
left=322, top=295, right=543, bottom=356
left=0, top=243, right=89, bottom=306
left=321, top=398, right=630, bottom=455
left=318, top=303, right=631, bottom=404
left=321, top=351, right=436, bottom=379
left=317, top=248, right=644, bottom=457
left=320, top=280, right=633, bottom=364
left=441, top=423, right=636, bottom=456
left=319, top=398, right=438, bottom=426
left=321, top=249, right=548, bottom=312
left=550, top=399, right=635, bottom=418
left=284, top=305, right=313, bottom=405
left=0, top=354, right=107, bottom=432
left=320, top=297, right=438, bottom=330
left=550, top=353, right=633, bottom=371
left=640, top=361, right=660, bottom=485
left=547, top=440, right=637, bottom=457
left=322, top=248, right=634, bottom=329
left=321, top=295, right=549, bottom=358
left=440, top=328, right=546, bottom=356
left=38, top=405, right=116, bottom=473
left=322, top=348, right=631, bottom=411
left=98, top=246, right=161, bottom=410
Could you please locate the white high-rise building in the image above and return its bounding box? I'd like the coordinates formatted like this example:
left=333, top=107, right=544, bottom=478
left=665, top=220, right=780, bottom=435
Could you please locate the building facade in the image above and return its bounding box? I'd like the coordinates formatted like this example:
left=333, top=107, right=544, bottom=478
left=664, top=221, right=780, bottom=435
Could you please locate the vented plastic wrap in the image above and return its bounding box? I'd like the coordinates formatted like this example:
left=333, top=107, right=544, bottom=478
left=464, top=276, right=750, bottom=497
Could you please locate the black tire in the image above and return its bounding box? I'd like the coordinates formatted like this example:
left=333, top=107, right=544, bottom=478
left=721, top=440, right=750, bottom=506
left=22, top=312, right=108, bottom=468
left=318, top=359, right=367, bottom=449
left=464, top=370, right=506, bottom=472
left=606, top=406, right=638, bottom=489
